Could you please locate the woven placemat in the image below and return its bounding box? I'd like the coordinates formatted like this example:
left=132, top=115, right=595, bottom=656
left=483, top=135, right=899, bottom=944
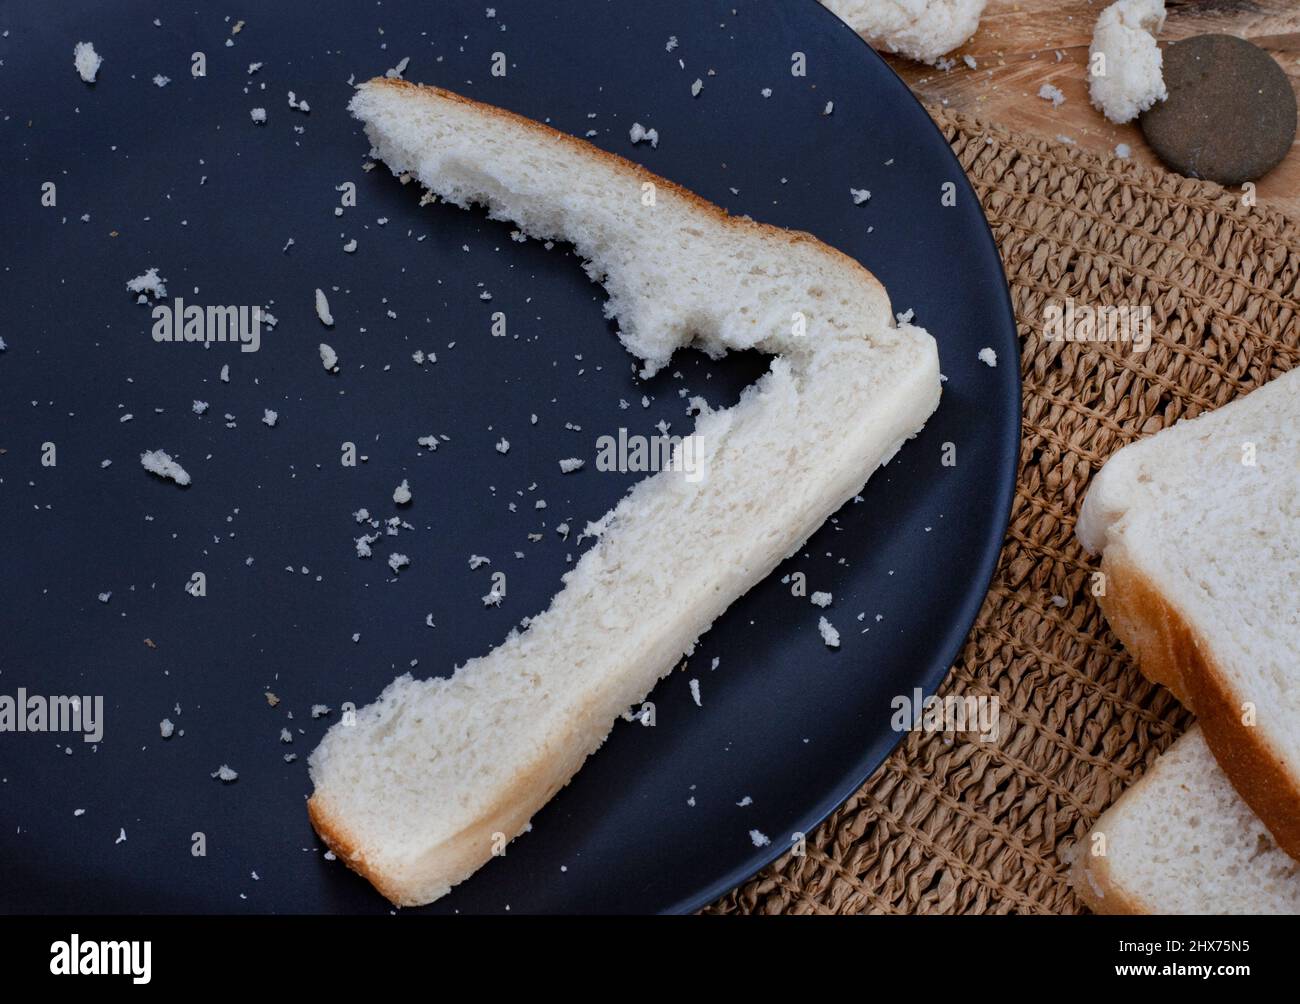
left=706, top=106, right=1300, bottom=915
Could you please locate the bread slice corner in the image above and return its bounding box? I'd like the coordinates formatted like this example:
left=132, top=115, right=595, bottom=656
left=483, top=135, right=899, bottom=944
left=1071, top=725, right=1300, bottom=914
left=1077, top=367, right=1300, bottom=860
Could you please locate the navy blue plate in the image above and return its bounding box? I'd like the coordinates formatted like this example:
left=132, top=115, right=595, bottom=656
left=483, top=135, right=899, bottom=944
left=0, top=0, right=1018, bottom=913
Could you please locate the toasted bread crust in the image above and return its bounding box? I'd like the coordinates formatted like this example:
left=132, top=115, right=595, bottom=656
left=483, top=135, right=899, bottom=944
left=1097, top=550, right=1300, bottom=861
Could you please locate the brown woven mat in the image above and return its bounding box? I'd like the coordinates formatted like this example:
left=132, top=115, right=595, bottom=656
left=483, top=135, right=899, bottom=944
left=706, top=107, right=1300, bottom=915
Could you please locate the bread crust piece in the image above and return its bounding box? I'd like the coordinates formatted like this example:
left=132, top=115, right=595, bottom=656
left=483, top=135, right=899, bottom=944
left=308, top=79, right=942, bottom=906
left=364, top=79, right=887, bottom=309
left=1097, top=549, right=1300, bottom=861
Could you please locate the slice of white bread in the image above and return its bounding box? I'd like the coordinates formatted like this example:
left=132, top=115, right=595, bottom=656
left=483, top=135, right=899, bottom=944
left=1073, top=725, right=1300, bottom=914
left=306, top=79, right=942, bottom=906
left=1077, top=366, right=1300, bottom=858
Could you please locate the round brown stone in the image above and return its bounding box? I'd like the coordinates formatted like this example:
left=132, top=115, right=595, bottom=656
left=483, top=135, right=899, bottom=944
left=1140, top=34, right=1297, bottom=186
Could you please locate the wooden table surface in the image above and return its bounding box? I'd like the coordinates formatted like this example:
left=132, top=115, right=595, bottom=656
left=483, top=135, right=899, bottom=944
left=875, top=0, right=1300, bottom=221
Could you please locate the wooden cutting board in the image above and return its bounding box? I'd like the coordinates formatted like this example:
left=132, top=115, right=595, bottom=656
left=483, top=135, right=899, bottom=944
left=876, top=0, right=1300, bottom=220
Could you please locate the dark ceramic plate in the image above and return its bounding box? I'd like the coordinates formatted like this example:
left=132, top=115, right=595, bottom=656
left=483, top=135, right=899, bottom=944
left=0, top=0, right=1018, bottom=913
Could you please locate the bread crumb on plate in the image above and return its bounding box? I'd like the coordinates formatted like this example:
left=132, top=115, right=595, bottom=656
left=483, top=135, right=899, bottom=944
left=74, top=42, right=102, bottom=83
left=817, top=616, right=841, bottom=648
left=140, top=449, right=191, bottom=486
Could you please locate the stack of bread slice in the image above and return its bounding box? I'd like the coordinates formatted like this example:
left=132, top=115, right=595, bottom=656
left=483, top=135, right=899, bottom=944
left=1073, top=366, right=1300, bottom=913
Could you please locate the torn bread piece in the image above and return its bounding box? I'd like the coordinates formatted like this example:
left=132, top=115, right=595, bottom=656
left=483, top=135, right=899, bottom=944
left=74, top=41, right=103, bottom=83
left=307, top=79, right=942, bottom=907
left=1088, top=0, right=1167, bottom=124
left=821, top=0, right=987, bottom=65
left=1072, top=725, right=1300, bottom=914
left=1078, top=366, right=1300, bottom=858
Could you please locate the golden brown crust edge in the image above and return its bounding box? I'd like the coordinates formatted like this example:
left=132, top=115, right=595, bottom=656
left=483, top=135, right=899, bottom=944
left=307, top=795, right=408, bottom=906
left=308, top=712, right=597, bottom=907
left=1097, top=550, right=1300, bottom=861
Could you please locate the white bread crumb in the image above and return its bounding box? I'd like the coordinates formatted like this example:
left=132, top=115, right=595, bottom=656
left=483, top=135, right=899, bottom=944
left=126, top=268, right=167, bottom=300
left=1088, top=0, right=1167, bottom=124
left=1038, top=83, right=1066, bottom=107
left=140, top=449, right=191, bottom=486
left=628, top=122, right=659, bottom=148
left=74, top=42, right=102, bottom=83
left=314, top=288, right=335, bottom=326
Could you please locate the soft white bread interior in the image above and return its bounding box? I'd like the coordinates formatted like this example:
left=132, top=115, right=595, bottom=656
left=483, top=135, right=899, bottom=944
left=1072, top=725, right=1300, bottom=914
left=307, top=79, right=942, bottom=906
left=820, top=0, right=988, bottom=64
left=1077, top=366, right=1300, bottom=859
